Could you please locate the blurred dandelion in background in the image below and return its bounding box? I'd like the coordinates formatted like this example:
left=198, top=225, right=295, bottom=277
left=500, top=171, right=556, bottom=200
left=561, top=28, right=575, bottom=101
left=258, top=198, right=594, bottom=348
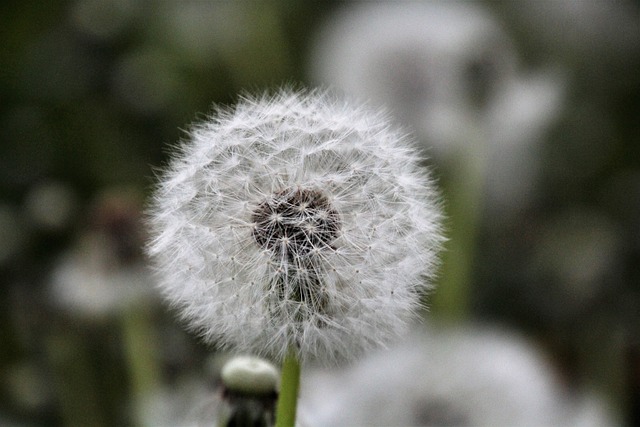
left=309, top=1, right=565, bottom=215
left=49, top=188, right=153, bottom=319
left=300, top=325, right=616, bottom=427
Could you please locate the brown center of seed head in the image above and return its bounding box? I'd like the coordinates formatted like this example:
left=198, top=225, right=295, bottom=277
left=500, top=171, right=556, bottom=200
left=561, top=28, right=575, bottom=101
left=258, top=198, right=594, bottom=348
left=251, top=187, right=340, bottom=259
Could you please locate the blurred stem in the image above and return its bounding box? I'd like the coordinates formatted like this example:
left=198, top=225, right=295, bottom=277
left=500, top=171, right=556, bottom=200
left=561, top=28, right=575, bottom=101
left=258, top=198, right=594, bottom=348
left=47, top=330, right=107, bottom=427
left=275, top=348, right=300, bottom=427
left=121, top=302, right=161, bottom=426
left=431, top=135, right=486, bottom=323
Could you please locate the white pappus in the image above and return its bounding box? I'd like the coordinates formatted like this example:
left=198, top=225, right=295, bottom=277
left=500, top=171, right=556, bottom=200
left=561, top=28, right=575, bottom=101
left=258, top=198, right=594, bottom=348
left=146, top=88, right=444, bottom=365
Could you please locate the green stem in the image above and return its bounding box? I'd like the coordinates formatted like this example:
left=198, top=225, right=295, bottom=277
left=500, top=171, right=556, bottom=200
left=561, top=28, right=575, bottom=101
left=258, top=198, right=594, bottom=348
left=431, top=132, right=487, bottom=324
left=46, top=328, right=107, bottom=427
left=275, top=348, right=301, bottom=427
left=121, top=302, right=161, bottom=426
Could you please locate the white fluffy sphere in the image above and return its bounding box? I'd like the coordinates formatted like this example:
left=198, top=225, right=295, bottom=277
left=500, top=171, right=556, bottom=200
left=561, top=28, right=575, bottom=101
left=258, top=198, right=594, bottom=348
left=147, top=88, right=443, bottom=365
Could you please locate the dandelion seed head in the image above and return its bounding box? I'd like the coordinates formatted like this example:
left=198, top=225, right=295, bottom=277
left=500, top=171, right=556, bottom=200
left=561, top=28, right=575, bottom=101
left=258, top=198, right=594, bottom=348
left=147, top=88, right=444, bottom=365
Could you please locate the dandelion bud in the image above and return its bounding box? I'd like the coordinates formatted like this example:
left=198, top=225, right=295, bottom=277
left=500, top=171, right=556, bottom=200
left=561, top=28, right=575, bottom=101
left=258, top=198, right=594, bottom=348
left=147, top=88, right=444, bottom=365
left=221, top=356, right=279, bottom=396
left=219, top=356, right=279, bottom=427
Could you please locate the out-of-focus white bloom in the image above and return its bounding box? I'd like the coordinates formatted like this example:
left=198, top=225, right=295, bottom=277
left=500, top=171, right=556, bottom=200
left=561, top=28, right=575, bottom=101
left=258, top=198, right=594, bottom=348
left=49, top=190, right=154, bottom=319
left=299, top=326, right=616, bottom=427
left=147, top=88, right=444, bottom=365
left=50, top=235, right=153, bottom=318
left=310, top=1, right=564, bottom=213
left=139, top=379, right=216, bottom=427
left=310, top=1, right=516, bottom=151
